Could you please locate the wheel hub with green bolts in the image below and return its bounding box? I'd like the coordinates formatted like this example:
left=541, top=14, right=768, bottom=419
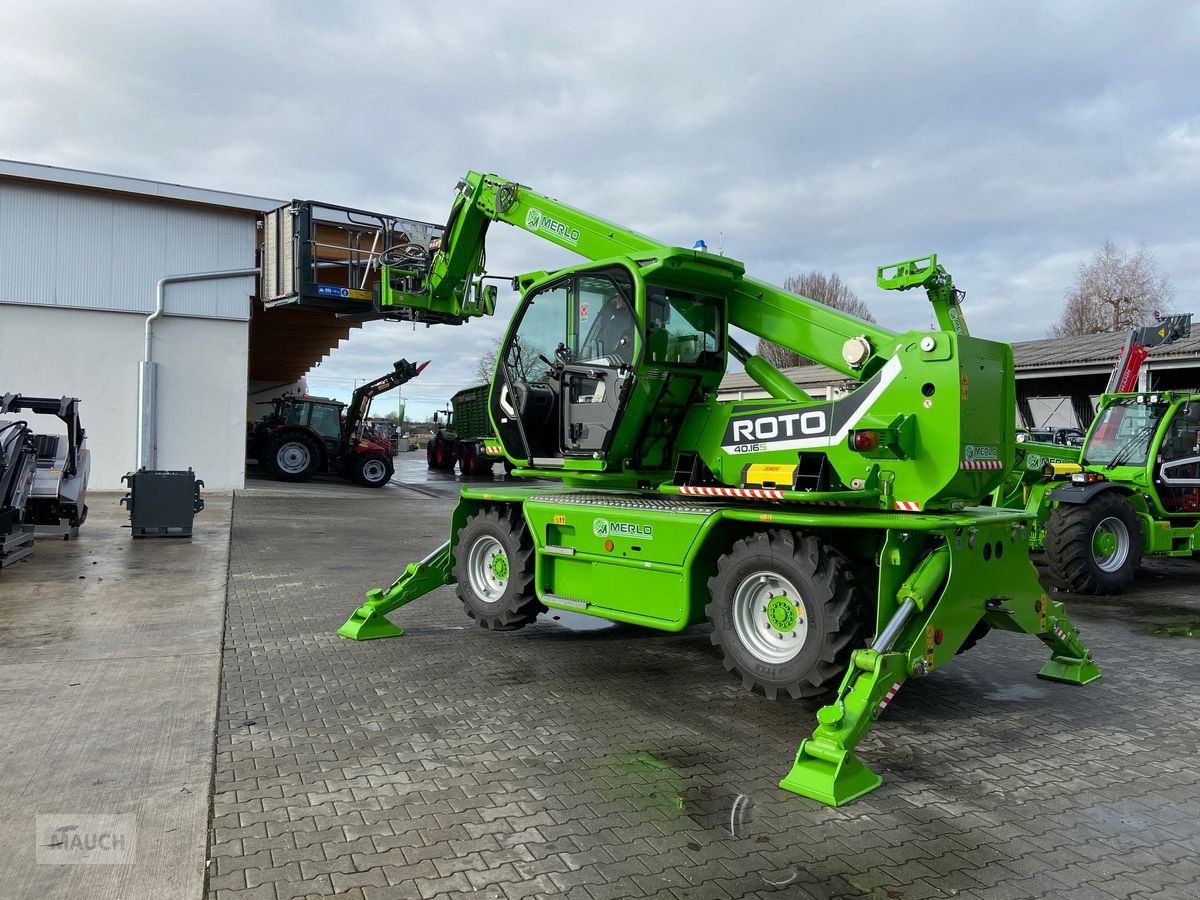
left=767, top=595, right=798, bottom=632
left=1091, top=516, right=1129, bottom=572
left=732, top=571, right=809, bottom=665
left=466, top=535, right=509, bottom=603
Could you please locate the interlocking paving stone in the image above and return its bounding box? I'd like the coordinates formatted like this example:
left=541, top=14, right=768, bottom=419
left=208, top=490, right=1200, bottom=899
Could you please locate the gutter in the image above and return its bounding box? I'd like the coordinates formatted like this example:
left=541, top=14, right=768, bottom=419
left=139, top=268, right=260, bottom=470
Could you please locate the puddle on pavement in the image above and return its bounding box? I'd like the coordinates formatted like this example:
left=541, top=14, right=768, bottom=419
left=546, top=610, right=616, bottom=632
left=1144, top=621, right=1200, bottom=638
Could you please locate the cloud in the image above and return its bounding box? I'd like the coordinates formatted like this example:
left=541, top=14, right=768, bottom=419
left=2, top=0, right=1197, bottom=417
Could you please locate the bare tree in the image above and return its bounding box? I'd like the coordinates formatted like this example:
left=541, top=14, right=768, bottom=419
left=475, top=344, right=498, bottom=383
left=1049, top=241, right=1174, bottom=337
left=756, top=271, right=877, bottom=367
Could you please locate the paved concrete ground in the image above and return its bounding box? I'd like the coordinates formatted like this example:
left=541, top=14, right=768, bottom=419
left=0, top=492, right=232, bottom=900
left=210, top=486, right=1200, bottom=900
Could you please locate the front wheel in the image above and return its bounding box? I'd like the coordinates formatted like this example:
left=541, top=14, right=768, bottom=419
left=1045, top=492, right=1143, bottom=594
left=706, top=530, right=863, bottom=700
left=352, top=452, right=394, bottom=488
left=452, top=506, right=542, bottom=630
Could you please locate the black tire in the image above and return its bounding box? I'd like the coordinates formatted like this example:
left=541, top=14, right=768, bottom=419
left=1045, top=492, right=1143, bottom=594
left=426, top=432, right=456, bottom=471
left=458, top=442, right=477, bottom=476
left=706, top=530, right=864, bottom=700
left=352, top=452, right=394, bottom=488
left=269, top=431, right=321, bottom=482
left=459, top=442, right=495, bottom=476
left=452, top=505, right=542, bottom=630
left=254, top=435, right=279, bottom=476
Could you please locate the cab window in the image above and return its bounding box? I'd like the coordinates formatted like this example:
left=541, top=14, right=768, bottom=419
left=576, top=271, right=636, bottom=365
left=645, top=286, right=722, bottom=367
left=308, top=404, right=342, bottom=439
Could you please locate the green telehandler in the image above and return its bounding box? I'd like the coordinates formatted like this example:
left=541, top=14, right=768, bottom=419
left=991, top=314, right=1198, bottom=594
left=338, top=172, right=1099, bottom=806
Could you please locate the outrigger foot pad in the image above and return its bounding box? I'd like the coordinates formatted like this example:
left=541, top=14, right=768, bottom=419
left=338, top=591, right=406, bottom=641
left=1038, top=655, right=1101, bottom=685
left=1035, top=609, right=1102, bottom=685
left=336, top=541, right=453, bottom=641
left=779, top=740, right=882, bottom=807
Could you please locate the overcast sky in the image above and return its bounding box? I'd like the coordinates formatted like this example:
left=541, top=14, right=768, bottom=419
left=3, top=1, right=1198, bottom=418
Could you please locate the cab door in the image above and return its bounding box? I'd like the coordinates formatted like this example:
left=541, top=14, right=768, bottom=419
left=490, top=278, right=572, bottom=464
left=307, top=403, right=344, bottom=459
left=560, top=269, right=639, bottom=458
left=1154, top=401, right=1200, bottom=513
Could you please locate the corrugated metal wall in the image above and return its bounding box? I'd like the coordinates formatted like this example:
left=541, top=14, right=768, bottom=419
left=0, top=180, right=257, bottom=320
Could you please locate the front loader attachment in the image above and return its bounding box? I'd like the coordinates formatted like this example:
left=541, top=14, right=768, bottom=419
left=338, top=541, right=452, bottom=640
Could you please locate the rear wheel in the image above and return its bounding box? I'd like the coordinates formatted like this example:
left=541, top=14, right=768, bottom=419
left=352, top=452, right=394, bottom=488
left=458, top=442, right=495, bottom=476
left=453, top=506, right=542, bottom=630
left=1045, top=492, right=1143, bottom=594
left=458, top=442, right=477, bottom=476
left=254, top=434, right=279, bottom=475
left=426, top=432, right=456, bottom=471
left=269, top=432, right=320, bottom=482
left=706, top=530, right=863, bottom=700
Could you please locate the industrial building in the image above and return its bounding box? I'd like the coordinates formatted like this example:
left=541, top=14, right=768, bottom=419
left=0, top=160, right=397, bottom=489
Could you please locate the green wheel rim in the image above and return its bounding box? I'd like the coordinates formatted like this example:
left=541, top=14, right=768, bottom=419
left=1091, top=515, right=1130, bottom=573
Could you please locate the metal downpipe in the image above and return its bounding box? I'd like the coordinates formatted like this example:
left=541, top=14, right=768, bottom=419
left=138, top=268, right=259, bottom=470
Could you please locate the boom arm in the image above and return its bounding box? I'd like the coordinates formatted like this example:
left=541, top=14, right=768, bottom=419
left=342, top=359, right=428, bottom=453
left=379, top=172, right=908, bottom=380
left=1105, top=313, right=1192, bottom=394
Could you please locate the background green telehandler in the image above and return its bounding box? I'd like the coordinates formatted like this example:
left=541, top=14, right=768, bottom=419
left=991, top=314, right=1198, bottom=593
left=338, top=172, right=1099, bottom=806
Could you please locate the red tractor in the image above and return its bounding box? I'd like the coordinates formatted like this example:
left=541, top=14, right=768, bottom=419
left=251, top=359, right=427, bottom=488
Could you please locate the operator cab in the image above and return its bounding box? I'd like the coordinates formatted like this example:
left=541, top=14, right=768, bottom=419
left=279, top=397, right=344, bottom=458
left=1084, top=394, right=1200, bottom=514
left=1155, top=399, right=1200, bottom=512
left=490, top=260, right=724, bottom=470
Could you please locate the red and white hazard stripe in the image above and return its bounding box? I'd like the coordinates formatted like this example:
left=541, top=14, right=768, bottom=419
left=894, top=500, right=922, bottom=511
left=960, top=459, right=1005, bottom=470
left=877, top=681, right=902, bottom=714
left=679, top=485, right=785, bottom=501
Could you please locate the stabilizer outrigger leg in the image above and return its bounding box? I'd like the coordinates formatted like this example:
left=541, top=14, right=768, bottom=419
left=337, top=541, right=453, bottom=640
left=780, top=536, right=1101, bottom=807
left=1035, top=600, right=1102, bottom=685
left=781, top=544, right=948, bottom=806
